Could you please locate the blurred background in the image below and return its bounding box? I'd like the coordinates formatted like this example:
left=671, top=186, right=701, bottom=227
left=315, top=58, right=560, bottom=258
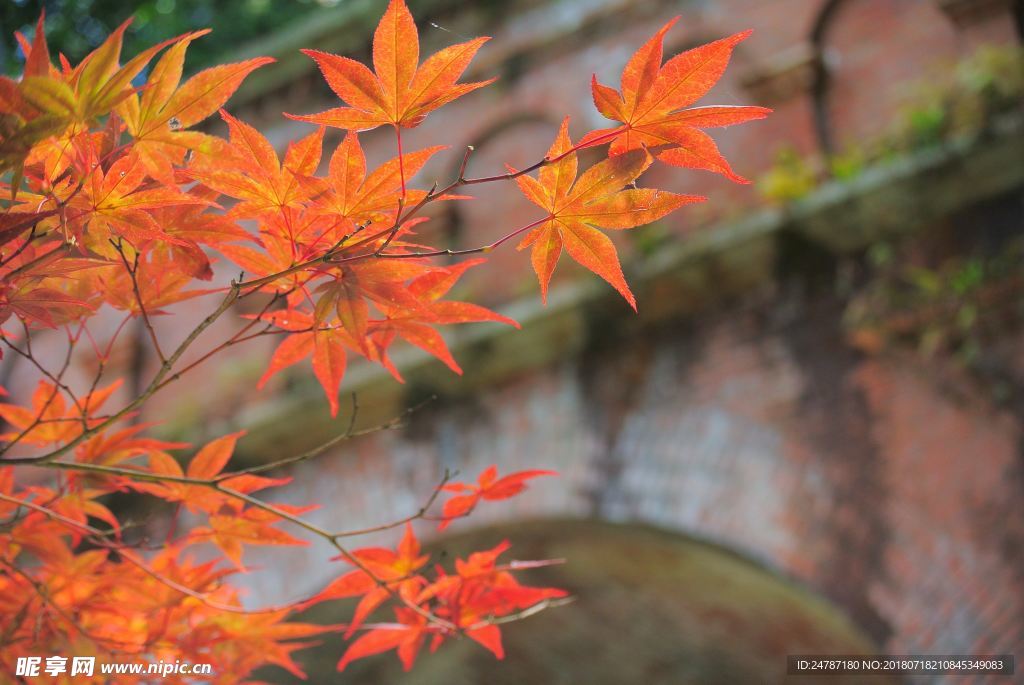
left=3, top=0, right=1023, bottom=683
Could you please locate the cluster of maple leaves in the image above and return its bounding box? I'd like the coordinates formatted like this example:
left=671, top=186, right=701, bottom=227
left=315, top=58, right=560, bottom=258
left=0, top=0, right=766, bottom=680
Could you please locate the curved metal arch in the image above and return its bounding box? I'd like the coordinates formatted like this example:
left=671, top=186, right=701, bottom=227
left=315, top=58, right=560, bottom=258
left=809, top=0, right=851, bottom=158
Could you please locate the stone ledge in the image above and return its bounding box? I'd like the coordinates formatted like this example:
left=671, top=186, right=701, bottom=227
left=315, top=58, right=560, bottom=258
left=231, top=118, right=1024, bottom=465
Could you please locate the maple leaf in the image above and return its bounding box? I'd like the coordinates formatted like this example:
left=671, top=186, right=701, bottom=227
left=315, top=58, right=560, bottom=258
left=195, top=504, right=311, bottom=570
left=303, top=131, right=446, bottom=227
left=0, top=379, right=120, bottom=446
left=336, top=607, right=432, bottom=672
left=256, top=309, right=319, bottom=388
left=370, top=258, right=518, bottom=380
left=447, top=541, right=567, bottom=614
left=417, top=540, right=567, bottom=659
left=255, top=309, right=362, bottom=417
left=305, top=261, right=438, bottom=411
left=127, top=434, right=310, bottom=569
left=101, top=245, right=219, bottom=314
left=286, top=0, right=493, bottom=131
left=0, top=282, right=91, bottom=329
left=0, top=210, right=57, bottom=250
left=73, top=424, right=187, bottom=472
left=580, top=18, right=771, bottom=183
left=63, top=151, right=207, bottom=252
left=1, top=16, right=191, bottom=176
left=128, top=432, right=289, bottom=516
left=188, top=110, right=322, bottom=219
left=117, top=33, right=274, bottom=183
left=207, top=608, right=337, bottom=680
left=514, top=118, right=703, bottom=308
left=438, top=465, right=557, bottom=531
left=0, top=246, right=111, bottom=327
left=148, top=185, right=256, bottom=280
left=308, top=524, right=428, bottom=637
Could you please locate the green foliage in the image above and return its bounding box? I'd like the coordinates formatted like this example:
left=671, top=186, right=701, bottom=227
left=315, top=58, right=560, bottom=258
left=1, top=0, right=327, bottom=76
left=845, top=238, right=1024, bottom=366
left=893, top=43, right=1024, bottom=150
left=756, top=146, right=817, bottom=204
left=828, top=145, right=867, bottom=182
left=757, top=44, right=1023, bottom=205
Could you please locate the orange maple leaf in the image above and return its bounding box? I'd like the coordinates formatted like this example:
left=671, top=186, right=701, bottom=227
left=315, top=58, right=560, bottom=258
left=417, top=540, right=567, bottom=659
left=196, top=504, right=311, bottom=570
left=308, top=524, right=429, bottom=638
left=514, top=118, right=703, bottom=308
left=255, top=309, right=362, bottom=417
left=64, top=152, right=206, bottom=252
left=210, top=608, right=337, bottom=679
left=129, top=432, right=288, bottom=514
left=438, top=465, right=557, bottom=531
left=187, top=110, right=321, bottom=219
left=370, top=258, right=519, bottom=380
left=336, top=607, right=432, bottom=672
left=118, top=33, right=273, bottom=183
left=580, top=18, right=771, bottom=183
left=303, top=131, right=445, bottom=227
left=286, top=0, right=493, bottom=131
left=0, top=379, right=120, bottom=446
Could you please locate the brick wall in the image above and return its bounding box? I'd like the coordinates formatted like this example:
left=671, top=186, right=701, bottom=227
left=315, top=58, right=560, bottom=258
left=5, top=0, right=1022, bottom=673
left=236, top=254, right=1024, bottom=671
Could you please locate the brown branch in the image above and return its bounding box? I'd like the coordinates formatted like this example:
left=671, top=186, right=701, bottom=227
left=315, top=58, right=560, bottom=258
left=0, top=327, right=79, bottom=455
left=3, top=279, right=242, bottom=464
left=0, top=491, right=269, bottom=615
left=0, top=559, right=139, bottom=654
left=332, top=467, right=452, bottom=538
left=1, top=328, right=87, bottom=422
left=235, top=127, right=618, bottom=291
left=213, top=395, right=429, bottom=483
left=234, top=223, right=371, bottom=292
left=112, top=239, right=166, bottom=364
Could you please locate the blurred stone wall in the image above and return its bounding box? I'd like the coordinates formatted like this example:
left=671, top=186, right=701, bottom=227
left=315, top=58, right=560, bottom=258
left=220, top=0, right=1024, bottom=668
left=5, top=0, right=1022, bottom=671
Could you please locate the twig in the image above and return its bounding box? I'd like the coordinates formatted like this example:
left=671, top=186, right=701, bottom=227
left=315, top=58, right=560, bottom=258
left=3, top=280, right=242, bottom=464
left=112, top=239, right=166, bottom=364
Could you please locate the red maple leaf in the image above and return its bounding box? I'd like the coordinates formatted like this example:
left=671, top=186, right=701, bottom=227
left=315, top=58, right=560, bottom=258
left=580, top=18, right=771, bottom=183
left=336, top=607, right=433, bottom=672
left=514, top=118, right=702, bottom=308
left=286, top=0, right=493, bottom=131
left=438, top=465, right=557, bottom=531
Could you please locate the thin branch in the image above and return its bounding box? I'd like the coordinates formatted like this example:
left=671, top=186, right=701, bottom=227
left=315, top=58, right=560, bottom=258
left=1, top=330, right=86, bottom=421
left=0, top=492, right=273, bottom=615
left=332, top=467, right=452, bottom=538
left=0, top=328, right=78, bottom=455
left=235, top=223, right=371, bottom=292
left=334, top=215, right=549, bottom=264
left=456, top=145, right=474, bottom=182
left=3, top=280, right=242, bottom=464
left=235, top=127, right=619, bottom=291
left=466, top=596, right=576, bottom=630
left=112, top=239, right=166, bottom=364
left=150, top=288, right=288, bottom=392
